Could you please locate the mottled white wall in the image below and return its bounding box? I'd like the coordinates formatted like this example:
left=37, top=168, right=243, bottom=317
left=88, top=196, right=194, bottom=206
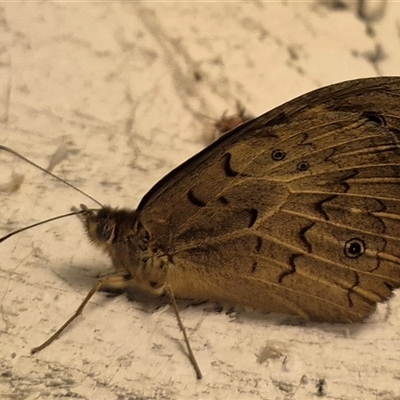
left=1, top=2, right=399, bottom=399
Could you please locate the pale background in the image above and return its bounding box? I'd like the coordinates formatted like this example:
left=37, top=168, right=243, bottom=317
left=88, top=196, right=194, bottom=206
left=1, top=2, right=400, bottom=399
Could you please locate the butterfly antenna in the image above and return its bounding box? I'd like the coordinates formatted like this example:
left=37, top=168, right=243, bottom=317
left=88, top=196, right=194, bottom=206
left=0, top=145, right=102, bottom=207
left=0, top=209, right=88, bottom=244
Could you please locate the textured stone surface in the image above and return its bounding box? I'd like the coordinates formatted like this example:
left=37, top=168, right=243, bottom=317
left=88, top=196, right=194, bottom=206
left=1, top=2, right=400, bottom=399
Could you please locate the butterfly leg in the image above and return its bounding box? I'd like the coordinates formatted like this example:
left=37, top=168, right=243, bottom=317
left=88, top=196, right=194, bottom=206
left=165, top=284, right=202, bottom=380
left=31, top=274, right=131, bottom=354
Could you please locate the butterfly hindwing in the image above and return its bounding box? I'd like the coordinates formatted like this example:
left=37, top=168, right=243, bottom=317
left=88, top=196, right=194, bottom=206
left=136, top=77, right=400, bottom=322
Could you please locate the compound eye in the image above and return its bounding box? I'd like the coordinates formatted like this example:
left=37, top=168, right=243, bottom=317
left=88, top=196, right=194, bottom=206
left=97, top=219, right=115, bottom=242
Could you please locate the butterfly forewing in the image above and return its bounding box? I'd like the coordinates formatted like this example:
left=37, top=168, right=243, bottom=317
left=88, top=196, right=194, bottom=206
left=135, top=77, right=400, bottom=322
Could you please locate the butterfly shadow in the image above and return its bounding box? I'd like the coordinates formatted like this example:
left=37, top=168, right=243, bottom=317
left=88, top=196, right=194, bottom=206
left=55, top=262, right=373, bottom=340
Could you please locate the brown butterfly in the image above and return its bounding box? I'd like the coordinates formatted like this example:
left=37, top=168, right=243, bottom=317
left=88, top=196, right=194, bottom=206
left=87, top=76, right=400, bottom=323
left=4, top=76, right=400, bottom=379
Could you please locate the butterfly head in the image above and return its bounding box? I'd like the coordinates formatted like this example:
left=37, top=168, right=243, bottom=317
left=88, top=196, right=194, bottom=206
left=73, top=204, right=139, bottom=257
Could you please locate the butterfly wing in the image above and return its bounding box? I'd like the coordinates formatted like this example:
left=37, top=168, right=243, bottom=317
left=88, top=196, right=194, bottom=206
left=137, top=77, right=400, bottom=322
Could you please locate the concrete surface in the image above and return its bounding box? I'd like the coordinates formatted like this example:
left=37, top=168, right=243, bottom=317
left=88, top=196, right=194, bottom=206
left=1, top=2, right=400, bottom=399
